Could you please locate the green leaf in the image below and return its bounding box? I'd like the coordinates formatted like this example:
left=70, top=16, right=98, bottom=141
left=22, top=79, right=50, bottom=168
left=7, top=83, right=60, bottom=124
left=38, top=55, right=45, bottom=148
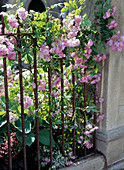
left=39, top=129, right=55, bottom=147
left=101, top=46, right=106, bottom=55
left=39, top=119, right=49, bottom=127
left=85, top=20, right=91, bottom=26
left=0, top=124, right=7, bottom=133
left=18, top=106, right=21, bottom=113
left=96, top=44, right=102, bottom=52
left=69, top=6, right=72, bottom=12
left=25, top=132, right=35, bottom=146
left=91, top=109, right=99, bottom=112
left=0, top=138, right=3, bottom=144
left=69, top=0, right=73, bottom=4
left=14, top=119, right=31, bottom=134
left=61, top=7, right=68, bottom=13
left=0, top=96, right=6, bottom=108
left=25, top=120, right=31, bottom=134
left=16, top=131, right=35, bottom=146
left=0, top=111, right=6, bottom=115
left=27, top=54, right=32, bottom=63
left=51, top=5, right=55, bottom=9
left=64, top=2, right=70, bottom=6
left=0, top=120, right=7, bottom=128
left=16, top=130, right=22, bottom=142
left=14, top=46, right=23, bottom=53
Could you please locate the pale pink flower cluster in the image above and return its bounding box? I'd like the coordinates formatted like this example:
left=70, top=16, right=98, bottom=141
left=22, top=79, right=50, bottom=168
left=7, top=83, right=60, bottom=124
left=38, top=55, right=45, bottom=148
left=103, top=6, right=117, bottom=19
left=71, top=52, right=87, bottom=69
left=52, top=74, right=61, bottom=87
left=93, top=52, right=106, bottom=61
left=84, top=39, right=93, bottom=59
left=9, top=113, right=19, bottom=123
left=99, top=97, right=104, bottom=103
left=77, top=135, right=83, bottom=144
left=17, top=7, right=28, bottom=20
left=106, top=20, right=118, bottom=29
left=79, top=70, right=101, bottom=84
left=97, top=113, right=105, bottom=123
left=85, top=126, right=99, bottom=135
left=8, top=14, right=19, bottom=28
left=0, top=36, right=16, bottom=59
left=38, top=14, right=82, bottom=61
left=67, top=37, right=80, bottom=47
left=0, top=60, right=3, bottom=69
left=51, top=90, right=59, bottom=97
left=84, top=141, right=93, bottom=149
left=69, top=40, right=93, bottom=69
left=50, top=109, right=60, bottom=117
left=64, top=78, right=70, bottom=88
left=42, top=157, right=50, bottom=162
left=63, top=14, right=81, bottom=39
left=0, top=81, right=4, bottom=95
left=14, top=94, right=33, bottom=109
left=0, top=132, right=17, bottom=158
left=67, top=109, right=73, bottom=118
left=70, top=40, right=93, bottom=69
left=51, top=74, right=61, bottom=97
left=107, top=31, right=124, bottom=52
left=50, top=40, right=66, bottom=59
left=31, top=82, right=36, bottom=89
left=66, top=159, right=73, bottom=166
left=68, top=152, right=76, bottom=160
left=38, top=79, right=46, bottom=91
left=38, top=44, right=51, bottom=62
left=24, top=96, right=33, bottom=109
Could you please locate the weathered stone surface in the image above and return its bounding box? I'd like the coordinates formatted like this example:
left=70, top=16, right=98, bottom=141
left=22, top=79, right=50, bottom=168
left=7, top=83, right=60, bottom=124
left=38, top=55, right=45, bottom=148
left=96, top=126, right=124, bottom=166
left=96, top=0, right=124, bottom=167
left=60, top=154, right=105, bottom=170
left=107, top=161, right=124, bottom=170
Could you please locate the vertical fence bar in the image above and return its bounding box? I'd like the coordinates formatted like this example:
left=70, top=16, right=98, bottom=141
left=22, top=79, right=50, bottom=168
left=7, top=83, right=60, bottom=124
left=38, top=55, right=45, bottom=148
left=32, top=28, right=40, bottom=170
left=60, top=58, right=64, bottom=155
left=17, top=15, right=27, bottom=170
left=72, top=62, right=76, bottom=156
left=84, top=69, right=87, bottom=156
left=48, top=63, right=53, bottom=166
left=93, top=83, right=96, bottom=152
left=2, top=16, right=12, bottom=170
left=93, top=65, right=97, bottom=152
left=60, top=16, right=64, bottom=155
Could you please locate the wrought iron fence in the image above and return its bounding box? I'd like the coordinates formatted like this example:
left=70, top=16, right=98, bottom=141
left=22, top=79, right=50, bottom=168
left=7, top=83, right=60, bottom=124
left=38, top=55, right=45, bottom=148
left=0, top=15, right=97, bottom=170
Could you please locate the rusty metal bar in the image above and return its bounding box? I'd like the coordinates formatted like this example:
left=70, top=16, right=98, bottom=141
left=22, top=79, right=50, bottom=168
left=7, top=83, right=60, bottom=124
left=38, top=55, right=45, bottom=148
left=17, top=15, right=27, bottom=170
left=60, top=58, right=64, bottom=155
left=93, top=65, right=97, bottom=152
left=60, top=16, right=65, bottom=156
left=84, top=69, right=87, bottom=156
left=32, top=28, right=40, bottom=170
left=2, top=15, right=12, bottom=170
left=93, top=83, right=97, bottom=152
left=72, top=61, right=76, bottom=156
left=48, top=63, right=53, bottom=166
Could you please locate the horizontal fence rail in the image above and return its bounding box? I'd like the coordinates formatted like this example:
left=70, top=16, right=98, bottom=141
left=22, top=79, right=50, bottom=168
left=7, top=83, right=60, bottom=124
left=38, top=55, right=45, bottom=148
left=0, top=15, right=97, bottom=170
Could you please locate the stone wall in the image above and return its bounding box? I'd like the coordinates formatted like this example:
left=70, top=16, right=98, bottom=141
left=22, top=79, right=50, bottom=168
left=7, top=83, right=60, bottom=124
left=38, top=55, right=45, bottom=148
left=96, top=0, right=124, bottom=167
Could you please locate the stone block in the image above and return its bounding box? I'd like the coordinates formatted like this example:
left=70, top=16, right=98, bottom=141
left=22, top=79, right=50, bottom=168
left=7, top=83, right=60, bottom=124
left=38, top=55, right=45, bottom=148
left=60, top=154, right=105, bottom=170
left=96, top=126, right=124, bottom=166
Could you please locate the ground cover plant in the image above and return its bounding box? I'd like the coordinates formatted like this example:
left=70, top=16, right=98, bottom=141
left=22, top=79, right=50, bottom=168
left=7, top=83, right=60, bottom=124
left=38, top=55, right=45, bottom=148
left=0, top=0, right=124, bottom=169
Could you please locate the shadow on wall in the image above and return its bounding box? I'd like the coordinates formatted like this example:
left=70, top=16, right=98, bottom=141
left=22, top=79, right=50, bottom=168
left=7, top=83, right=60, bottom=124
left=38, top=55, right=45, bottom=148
left=28, top=0, right=45, bottom=13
